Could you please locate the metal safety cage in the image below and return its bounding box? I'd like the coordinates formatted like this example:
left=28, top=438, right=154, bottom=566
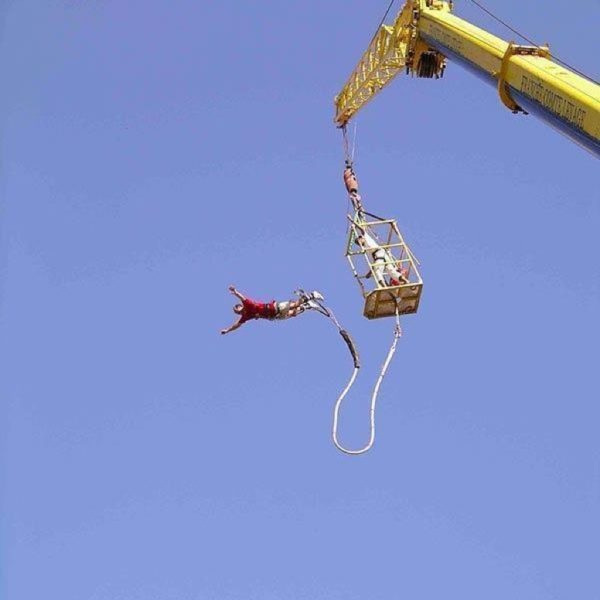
left=346, top=215, right=423, bottom=319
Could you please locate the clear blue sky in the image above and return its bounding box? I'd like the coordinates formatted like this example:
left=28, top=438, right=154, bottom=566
left=1, top=1, right=599, bottom=599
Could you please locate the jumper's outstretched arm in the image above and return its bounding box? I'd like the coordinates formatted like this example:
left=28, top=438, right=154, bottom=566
left=228, top=285, right=246, bottom=301
left=221, top=321, right=242, bottom=335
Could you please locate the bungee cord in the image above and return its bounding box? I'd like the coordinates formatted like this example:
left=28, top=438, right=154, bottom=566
left=329, top=306, right=402, bottom=455
left=304, top=260, right=403, bottom=455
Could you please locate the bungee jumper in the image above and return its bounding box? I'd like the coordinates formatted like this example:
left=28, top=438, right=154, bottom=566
left=221, top=286, right=325, bottom=335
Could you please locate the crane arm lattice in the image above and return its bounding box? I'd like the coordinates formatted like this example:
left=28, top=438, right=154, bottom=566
left=334, top=0, right=448, bottom=127
left=334, top=6, right=414, bottom=128
left=334, top=0, right=600, bottom=156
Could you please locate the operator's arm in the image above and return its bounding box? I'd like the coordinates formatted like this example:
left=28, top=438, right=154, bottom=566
left=228, top=285, right=246, bottom=301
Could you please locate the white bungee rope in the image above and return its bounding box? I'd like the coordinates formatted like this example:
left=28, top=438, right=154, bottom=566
left=331, top=307, right=401, bottom=455
left=317, top=300, right=402, bottom=455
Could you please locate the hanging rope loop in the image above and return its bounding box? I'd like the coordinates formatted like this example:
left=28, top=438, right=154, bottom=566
left=329, top=305, right=402, bottom=456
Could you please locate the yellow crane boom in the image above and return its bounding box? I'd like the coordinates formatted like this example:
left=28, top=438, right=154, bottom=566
left=334, top=0, right=600, bottom=157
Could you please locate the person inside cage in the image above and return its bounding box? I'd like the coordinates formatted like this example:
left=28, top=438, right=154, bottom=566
left=355, top=230, right=409, bottom=288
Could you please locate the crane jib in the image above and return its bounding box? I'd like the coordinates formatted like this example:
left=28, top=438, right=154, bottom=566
left=420, top=32, right=600, bottom=158
left=510, top=89, right=600, bottom=158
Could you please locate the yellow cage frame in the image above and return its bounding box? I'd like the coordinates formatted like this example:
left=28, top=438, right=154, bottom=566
left=346, top=216, right=423, bottom=319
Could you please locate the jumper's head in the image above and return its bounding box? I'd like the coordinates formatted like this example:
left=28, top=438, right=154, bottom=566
left=233, top=304, right=243, bottom=314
